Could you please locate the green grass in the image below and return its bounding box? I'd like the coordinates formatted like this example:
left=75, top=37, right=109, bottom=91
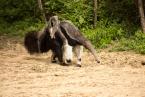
left=110, top=30, right=145, bottom=54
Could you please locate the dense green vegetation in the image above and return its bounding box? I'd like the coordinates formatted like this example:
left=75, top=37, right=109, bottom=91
left=0, top=0, right=145, bottom=54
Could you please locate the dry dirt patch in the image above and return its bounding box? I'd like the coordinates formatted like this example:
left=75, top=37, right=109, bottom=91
left=0, top=37, right=145, bottom=97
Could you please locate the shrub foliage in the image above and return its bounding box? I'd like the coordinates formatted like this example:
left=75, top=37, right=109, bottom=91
left=0, top=0, right=145, bottom=54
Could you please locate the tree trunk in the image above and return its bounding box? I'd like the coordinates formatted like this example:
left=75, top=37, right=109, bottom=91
left=138, top=0, right=145, bottom=33
left=93, top=0, right=97, bottom=28
left=37, top=0, right=47, bottom=24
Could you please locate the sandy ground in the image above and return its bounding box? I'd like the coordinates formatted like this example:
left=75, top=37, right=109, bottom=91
left=0, top=36, right=145, bottom=97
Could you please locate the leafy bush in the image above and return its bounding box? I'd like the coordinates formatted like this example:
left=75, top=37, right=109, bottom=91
left=111, top=30, right=145, bottom=54
left=0, top=0, right=145, bottom=54
left=44, top=0, right=93, bottom=28
left=0, top=18, right=44, bottom=37
left=84, top=20, right=125, bottom=48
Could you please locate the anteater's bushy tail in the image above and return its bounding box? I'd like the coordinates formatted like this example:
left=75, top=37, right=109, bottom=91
left=24, top=30, right=51, bottom=54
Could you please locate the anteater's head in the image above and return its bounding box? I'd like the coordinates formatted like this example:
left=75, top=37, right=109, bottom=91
left=48, top=16, right=60, bottom=39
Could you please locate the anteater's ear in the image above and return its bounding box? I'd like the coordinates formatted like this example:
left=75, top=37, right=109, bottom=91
left=48, top=16, right=60, bottom=39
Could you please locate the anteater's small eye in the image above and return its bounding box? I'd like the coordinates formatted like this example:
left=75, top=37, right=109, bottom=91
left=51, top=21, right=54, bottom=26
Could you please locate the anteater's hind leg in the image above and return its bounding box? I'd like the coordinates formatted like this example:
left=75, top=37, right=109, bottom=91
left=74, top=45, right=83, bottom=67
left=51, top=41, right=63, bottom=64
left=51, top=48, right=64, bottom=64
left=51, top=53, right=57, bottom=63
left=77, top=36, right=100, bottom=64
